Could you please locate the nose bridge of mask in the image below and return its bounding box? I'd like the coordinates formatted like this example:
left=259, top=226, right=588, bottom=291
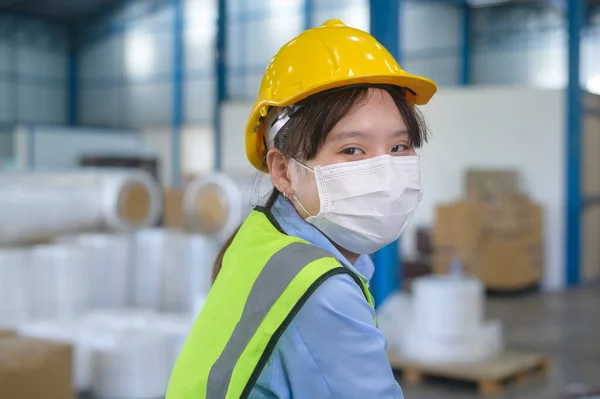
left=291, top=155, right=421, bottom=216
left=319, top=154, right=418, bottom=188
left=319, top=156, right=421, bottom=214
left=317, top=155, right=419, bottom=181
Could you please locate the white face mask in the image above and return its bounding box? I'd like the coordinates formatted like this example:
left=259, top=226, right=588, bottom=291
left=292, top=154, right=423, bottom=255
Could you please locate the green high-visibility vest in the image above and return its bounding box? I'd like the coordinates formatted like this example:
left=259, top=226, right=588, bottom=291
left=166, top=207, right=375, bottom=399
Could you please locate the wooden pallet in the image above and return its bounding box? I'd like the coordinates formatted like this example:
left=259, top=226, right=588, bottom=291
left=389, top=351, right=550, bottom=396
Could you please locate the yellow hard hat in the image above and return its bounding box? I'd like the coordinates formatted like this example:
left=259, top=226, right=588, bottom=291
left=245, top=19, right=438, bottom=172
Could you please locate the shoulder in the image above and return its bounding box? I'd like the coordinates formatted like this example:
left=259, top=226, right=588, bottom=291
left=295, top=271, right=376, bottom=330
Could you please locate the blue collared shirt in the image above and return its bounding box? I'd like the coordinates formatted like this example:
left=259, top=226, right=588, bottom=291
left=251, top=197, right=403, bottom=398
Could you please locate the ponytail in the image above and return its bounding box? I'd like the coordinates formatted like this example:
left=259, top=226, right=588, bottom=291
left=211, top=187, right=281, bottom=283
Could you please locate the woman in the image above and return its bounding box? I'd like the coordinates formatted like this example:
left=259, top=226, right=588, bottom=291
left=167, top=19, right=437, bottom=399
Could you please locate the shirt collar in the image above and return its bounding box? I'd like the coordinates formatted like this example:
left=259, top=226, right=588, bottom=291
left=270, top=195, right=374, bottom=283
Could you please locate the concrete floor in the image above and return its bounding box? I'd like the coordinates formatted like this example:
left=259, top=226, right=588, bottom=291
left=399, top=286, right=600, bottom=399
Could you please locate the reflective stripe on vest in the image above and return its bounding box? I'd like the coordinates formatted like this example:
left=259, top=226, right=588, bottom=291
left=207, top=242, right=334, bottom=397
left=166, top=208, right=375, bottom=399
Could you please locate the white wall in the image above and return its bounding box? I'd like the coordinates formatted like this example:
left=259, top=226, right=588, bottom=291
left=220, top=101, right=254, bottom=174
left=406, top=87, right=565, bottom=290
left=12, top=125, right=148, bottom=171
left=140, top=124, right=215, bottom=187
left=221, top=87, right=567, bottom=290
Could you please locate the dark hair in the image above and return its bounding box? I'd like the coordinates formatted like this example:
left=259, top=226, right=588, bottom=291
left=211, top=84, right=429, bottom=282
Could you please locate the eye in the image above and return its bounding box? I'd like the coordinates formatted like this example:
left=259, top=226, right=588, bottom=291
left=342, top=147, right=365, bottom=155
left=392, top=144, right=408, bottom=153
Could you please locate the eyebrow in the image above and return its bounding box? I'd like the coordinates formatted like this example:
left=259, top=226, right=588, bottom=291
left=329, top=129, right=409, bottom=141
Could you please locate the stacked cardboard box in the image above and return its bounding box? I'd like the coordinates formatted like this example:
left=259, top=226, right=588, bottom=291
left=433, top=170, right=544, bottom=290
left=0, top=331, right=73, bottom=399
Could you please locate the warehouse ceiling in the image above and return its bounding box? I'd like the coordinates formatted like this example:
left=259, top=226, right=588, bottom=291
left=0, top=0, right=123, bottom=24
left=0, top=0, right=598, bottom=25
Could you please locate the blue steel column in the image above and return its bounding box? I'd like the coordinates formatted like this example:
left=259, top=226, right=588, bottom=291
left=460, top=3, right=471, bottom=85
left=303, top=0, right=312, bottom=30
left=172, top=0, right=184, bottom=187
left=67, top=27, right=79, bottom=126
left=565, top=0, right=584, bottom=286
left=369, top=0, right=401, bottom=306
left=214, top=0, right=227, bottom=170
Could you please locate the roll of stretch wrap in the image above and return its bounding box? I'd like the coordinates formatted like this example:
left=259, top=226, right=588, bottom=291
left=18, top=310, right=194, bottom=395
left=398, top=275, right=504, bottom=365
left=183, top=172, right=244, bottom=241
left=0, top=169, right=162, bottom=245
left=402, top=320, right=504, bottom=365
left=92, top=330, right=171, bottom=399
left=29, top=244, right=90, bottom=321
left=55, top=234, right=133, bottom=309
left=183, top=172, right=272, bottom=242
left=134, top=229, right=189, bottom=312
left=411, top=275, right=484, bottom=338
left=0, top=248, right=28, bottom=328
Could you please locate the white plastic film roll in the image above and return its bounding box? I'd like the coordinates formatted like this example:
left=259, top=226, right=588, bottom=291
left=187, top=234, right=220, bottom=303
left=183, top=173, right=244, bottom=241
left=91, top=330, right=171, bottom=399
left=151, top=313, right=194, bottom=371
left=375, top=291, right=412, bottom=355
left=0, top=248, right=29, bottom=328
left=28, top=244, right=90, bottom=321
left=0, top=178, right=101, bottom=244
left=0, top=169, right=162, bottom=245
left=79, top=309, right=161, bottom=393
left=134, top=229, right=188, bottom=312
left=56, top=234, right=132, bottom=309
left=411, top=275, right=485, bottom=339
left=99, top=170, right=163, bottom=232
left=401, top=320, right=504, bottom=365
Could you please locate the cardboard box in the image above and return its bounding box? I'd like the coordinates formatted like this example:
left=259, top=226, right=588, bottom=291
left=480, top=238, right=543, bottom=290
left=435, top=199, right=537, bottom=244
left=480, top=197, right=533, bottom=235
left=433, top=201, right=483, bottom=255
left=0, top=337, right=74, bottom=399
left=466, top=169, right=520, bottom=202
left=0, top=330, right=15, bottom=338
left=432, top=199, right=544, bottom=289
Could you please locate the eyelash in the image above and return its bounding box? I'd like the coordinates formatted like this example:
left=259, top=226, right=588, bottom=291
left=341, top=145, right=408, bottom=155
left=342, top=148, right=364, bottom=155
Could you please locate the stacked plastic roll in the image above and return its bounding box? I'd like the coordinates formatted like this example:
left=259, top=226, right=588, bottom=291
left=183, top=173, right=244, bottom=241
left=376, top=292, right=412, bottom=355
left=19, top=310, right=194, bottom=397
left=92, top=330, right=171, bottom=399
left=183, top=171, right=273, bottom=239
left=0, top=169, right=163, bottom=245
left=28, top=244, right=90, bottom=321
left=401, top=275, right=504, bottom=364
left=187, top=234, right=220, bottom=314
left=0, top=248, right=28, bottom=328
left=134, top=229, right=189, bottom=312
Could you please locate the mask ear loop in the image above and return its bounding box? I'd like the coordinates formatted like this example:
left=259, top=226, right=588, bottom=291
left=286, top=158, right=316, bottom=218
left=291, top=158, right=314, bottom=173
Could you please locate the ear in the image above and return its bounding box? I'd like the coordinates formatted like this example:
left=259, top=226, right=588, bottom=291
left=266, top=148, right=292, bottom=194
